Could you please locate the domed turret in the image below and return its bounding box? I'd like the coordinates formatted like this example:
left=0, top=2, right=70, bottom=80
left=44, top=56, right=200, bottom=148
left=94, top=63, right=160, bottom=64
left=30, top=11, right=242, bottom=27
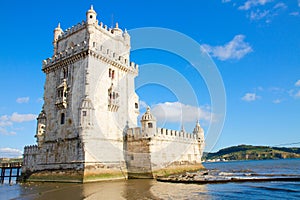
left=35, top=110, right=47, bottom=147
left=86, top=5, right=97, bottom=24
left=123, top=29, right=130, bottom=48
left=193, top=121, right=204, bottom=141
left=53, top=23, right=63, bottom=54
left=112, top=22, right=123, bottom=36
left=79, top=97, right=95, bottom=128
left=141, top=107, right=156, bottom=137
left=141, top=107, right=156, bottom=121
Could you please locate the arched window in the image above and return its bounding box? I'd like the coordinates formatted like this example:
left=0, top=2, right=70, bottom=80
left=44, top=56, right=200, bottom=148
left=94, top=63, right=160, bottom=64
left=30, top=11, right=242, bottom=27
left=60, top=113, right=65, bottom=125
left=148, top=122, right=153, bottom=128
left=135, top=103, right=138, bottom=109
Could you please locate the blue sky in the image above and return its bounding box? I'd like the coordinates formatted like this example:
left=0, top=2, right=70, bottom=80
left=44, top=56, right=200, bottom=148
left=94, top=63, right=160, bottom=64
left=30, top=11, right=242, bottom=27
left=0, top=0, right=300, bottom=157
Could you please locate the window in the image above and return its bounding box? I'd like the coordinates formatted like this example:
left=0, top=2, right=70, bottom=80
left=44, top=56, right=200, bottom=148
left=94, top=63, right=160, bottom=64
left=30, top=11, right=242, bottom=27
left=112, top=70, right=115, bottom=79
left=135, top=103, right=138, bottom=109
left=83, top=111, right=87, bottom=116
left=148, top=122, right=153, bottom=128
left=60, top=113, right=65, bottom=125
left=109, top=69, right=115, bottom=79
left=63, top=68, right=68, bottom=79
left=90, top=15, right=93, bottom=19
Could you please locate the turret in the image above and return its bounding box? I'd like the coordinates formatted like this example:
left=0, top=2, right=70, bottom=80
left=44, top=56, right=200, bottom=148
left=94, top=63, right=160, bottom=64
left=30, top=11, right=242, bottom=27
left=193, top=121, right=204, bottom=142
left=53, top=23, right=63, bottom=54
left=112, top=22, right=123, bottom=36
left=123, top=29, right=130, bottom=48
left=141, top=107, right=157, bottom=137
left=79, top=97, right=95, bottom=129
left=35, top=110, right=46, bottom=147
left=86, top=5, right=97, bottom=24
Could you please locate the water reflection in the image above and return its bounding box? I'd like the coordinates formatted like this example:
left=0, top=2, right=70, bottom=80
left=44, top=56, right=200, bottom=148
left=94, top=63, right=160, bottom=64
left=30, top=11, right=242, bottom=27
left=8, top=179, right=208, bottom=200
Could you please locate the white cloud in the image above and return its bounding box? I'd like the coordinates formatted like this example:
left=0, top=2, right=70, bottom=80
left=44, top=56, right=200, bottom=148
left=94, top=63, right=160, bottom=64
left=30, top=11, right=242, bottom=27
left=298, top=0, right=300, bottom=7
left=295, top=80, right=300, bottom=87
left=0, top=148, right=22, bottom=158
left=139, top=100, right=148, bottom=109
left=273, top=2, right=286, bottom=9
left=249, top=9, right=270, bottom=20
left=248, top=2, right=286, bottom=22
left=202, top=35, right=253, bottom=61
left=16, top=97, right=30, bottom=104
left=0, top=112, right=37, bottom=135
left=290, top=12, right=299, bottom=16
left=242, top=93, right=261, bottom=102
left=10, top=113, right=37, bottom=123
left=0, top=127, right=16, bottom=135
left=239, top=0, right=273, bottom=10
left=294, top=90, right=300, bottom=98
left=273, top=99, right=283, bottom=104
left=151, top=102, right=212, bottom=123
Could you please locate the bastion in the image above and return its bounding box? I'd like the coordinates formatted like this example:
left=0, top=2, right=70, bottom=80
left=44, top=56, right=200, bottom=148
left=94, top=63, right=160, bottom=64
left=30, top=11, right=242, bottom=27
left=22, top=6, right=205, bottom=183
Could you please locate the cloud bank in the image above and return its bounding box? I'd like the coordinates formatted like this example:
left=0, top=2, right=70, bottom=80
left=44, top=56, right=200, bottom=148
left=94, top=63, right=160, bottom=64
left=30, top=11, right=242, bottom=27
left=202, top=35, right=253, bottom=61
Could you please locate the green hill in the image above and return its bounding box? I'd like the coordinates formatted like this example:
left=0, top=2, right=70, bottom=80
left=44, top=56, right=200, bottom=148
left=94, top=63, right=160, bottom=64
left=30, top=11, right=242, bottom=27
left=204, top=145, right=300, bottom=161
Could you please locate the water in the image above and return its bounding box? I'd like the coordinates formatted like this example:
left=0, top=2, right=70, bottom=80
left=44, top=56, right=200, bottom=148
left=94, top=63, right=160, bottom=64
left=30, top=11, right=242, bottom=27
left=0, top=159, right=299, bottom=200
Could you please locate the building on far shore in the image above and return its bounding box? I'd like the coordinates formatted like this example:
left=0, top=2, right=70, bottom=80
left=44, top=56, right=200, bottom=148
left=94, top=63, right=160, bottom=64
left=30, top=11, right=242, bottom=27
left=22, top=6, right=205, bottom=183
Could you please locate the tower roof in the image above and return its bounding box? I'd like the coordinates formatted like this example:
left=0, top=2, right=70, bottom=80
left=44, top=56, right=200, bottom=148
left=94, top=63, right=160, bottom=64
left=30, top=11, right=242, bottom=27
left=141, top=107, right=156, bottom=121
left=87, top=5, right=96, bottom=14
left=193, top=121, right=203, bottom=133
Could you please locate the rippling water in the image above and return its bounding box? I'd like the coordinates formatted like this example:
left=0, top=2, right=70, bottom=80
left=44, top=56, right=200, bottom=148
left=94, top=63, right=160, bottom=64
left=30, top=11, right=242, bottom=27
left=1, top=159, right=300, bottom=200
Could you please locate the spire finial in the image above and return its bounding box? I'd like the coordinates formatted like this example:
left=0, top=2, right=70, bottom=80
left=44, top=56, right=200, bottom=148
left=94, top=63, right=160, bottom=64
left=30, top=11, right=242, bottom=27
left=115, top=22, right=119, bottom=28
left=181, top=124, right=185, bottom=132
left=57, top=23, right=61, bottom=28
left=90, top=5, right=94, bottom=10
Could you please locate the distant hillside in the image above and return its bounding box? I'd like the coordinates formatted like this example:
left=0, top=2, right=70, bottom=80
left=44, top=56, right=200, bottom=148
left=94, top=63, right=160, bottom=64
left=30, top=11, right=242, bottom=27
left=204, top=145, right=300, bottom=161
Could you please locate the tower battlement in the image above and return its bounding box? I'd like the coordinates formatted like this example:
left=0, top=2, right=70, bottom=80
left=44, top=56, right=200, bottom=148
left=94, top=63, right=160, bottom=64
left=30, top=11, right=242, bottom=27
left=22, top=6, right=205, bottom=183
left=127, top=127, right=199, bottom=141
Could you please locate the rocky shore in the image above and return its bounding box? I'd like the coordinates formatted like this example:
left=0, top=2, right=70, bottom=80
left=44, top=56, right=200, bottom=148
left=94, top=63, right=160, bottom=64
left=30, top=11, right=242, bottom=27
left=157, top=170, right=300, bottom=184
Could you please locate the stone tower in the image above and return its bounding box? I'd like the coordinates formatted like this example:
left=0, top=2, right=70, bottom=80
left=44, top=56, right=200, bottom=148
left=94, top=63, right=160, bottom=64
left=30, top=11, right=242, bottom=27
left=140, top=107, right=157, bottom=137
left=23, top=6, right=205, bottom=182
left=23, top=6, right=140, bottom=182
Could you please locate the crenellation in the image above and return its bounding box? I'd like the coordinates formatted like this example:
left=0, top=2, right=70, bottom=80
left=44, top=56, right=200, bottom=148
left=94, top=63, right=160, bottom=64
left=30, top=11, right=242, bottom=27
left=23, top=6, right=204, bottom=182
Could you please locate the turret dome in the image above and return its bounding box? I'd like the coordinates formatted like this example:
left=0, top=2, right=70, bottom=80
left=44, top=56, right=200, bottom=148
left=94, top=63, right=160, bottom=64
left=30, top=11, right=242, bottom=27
left=141, top=107, right=156, bottom=121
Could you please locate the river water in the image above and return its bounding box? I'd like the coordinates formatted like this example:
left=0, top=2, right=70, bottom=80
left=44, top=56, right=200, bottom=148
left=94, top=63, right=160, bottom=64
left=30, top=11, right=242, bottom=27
left=1, top=159, right=300, bottom=200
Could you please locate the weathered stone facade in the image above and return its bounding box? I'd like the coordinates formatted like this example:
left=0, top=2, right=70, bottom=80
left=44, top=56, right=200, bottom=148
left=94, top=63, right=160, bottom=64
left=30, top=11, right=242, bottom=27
left=22, top=6, right=205, bottom=183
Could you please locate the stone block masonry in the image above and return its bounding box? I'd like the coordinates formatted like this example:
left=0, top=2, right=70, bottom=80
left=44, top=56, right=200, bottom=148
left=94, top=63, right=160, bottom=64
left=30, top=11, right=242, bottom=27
left=22, top=6, right=205, bottom=183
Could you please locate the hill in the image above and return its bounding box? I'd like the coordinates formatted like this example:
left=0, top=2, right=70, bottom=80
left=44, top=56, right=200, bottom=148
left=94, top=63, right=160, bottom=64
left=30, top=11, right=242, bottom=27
left=204, top=145, right=300, bottom=161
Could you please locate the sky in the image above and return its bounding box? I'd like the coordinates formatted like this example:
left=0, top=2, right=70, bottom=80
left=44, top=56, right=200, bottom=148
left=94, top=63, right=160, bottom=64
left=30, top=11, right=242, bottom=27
left=0, top=0, right=300, bottom=157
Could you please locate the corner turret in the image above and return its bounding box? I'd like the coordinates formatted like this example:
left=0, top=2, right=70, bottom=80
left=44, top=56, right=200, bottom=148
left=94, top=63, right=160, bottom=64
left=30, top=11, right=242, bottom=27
left=35, top=109, right=46, bottom=147
left=86, top=5, right=97, bottom=24
left=141, top=107, right=157, bottom=137
left=112, top=22, right=123, bottom=36
left=123, top=29, right=130, bottom=48
left=53, top=23, right=63, bottom=54
left=193, top=121, right=204, bottom=142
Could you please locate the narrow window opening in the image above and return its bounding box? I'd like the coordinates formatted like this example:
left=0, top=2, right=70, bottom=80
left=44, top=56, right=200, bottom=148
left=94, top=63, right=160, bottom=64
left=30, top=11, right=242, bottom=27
left=63, top=68, right=68, bottom=79
left=109, top=68, right=111, bottom=77
left=61, top=113, right=65, bottom=125
left=135, top=103, right=138, bottom=109
left=112, top=70, right=115, bottom=79
left=83, top=111, right=87, bottom=116
left=90, top=15, right=93, bottom=19
left=148, top=122, right=153, bottom=128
